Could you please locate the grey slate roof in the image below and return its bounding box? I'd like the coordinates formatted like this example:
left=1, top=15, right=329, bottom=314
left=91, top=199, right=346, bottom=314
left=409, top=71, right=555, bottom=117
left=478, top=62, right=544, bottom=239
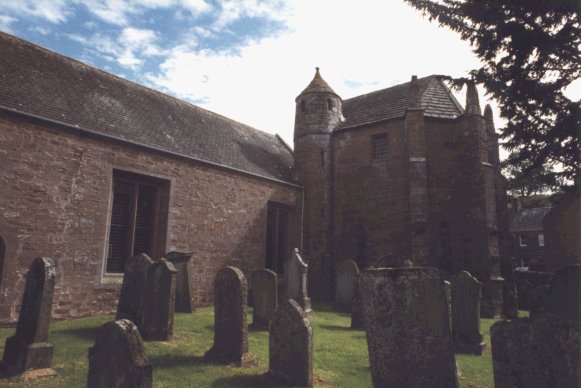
left=297, top=67, right=339, bottom=99
left=339, top=76, right=464, bottom=130
left=0, top=32, right=296, bottom=184
left=510, top=207, right=553, bottom=232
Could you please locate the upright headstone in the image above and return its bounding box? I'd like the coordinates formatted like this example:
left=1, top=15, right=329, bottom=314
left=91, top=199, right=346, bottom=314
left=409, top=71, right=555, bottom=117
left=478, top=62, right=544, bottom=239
left=163, top=251, right=194, bottom=313
left=87, top=319, right=152, bottom=388
left=284, top=248, right=312, bottom=316
left=116, top=253, right=154, bottom=327
left=250, top=269, right=278, bottom=329
left=141, top=259, right=177, bottom=341
left=491, top=265, right=581, bottom=388
left=529, top=284, right=549, bottom=320
left=334, top=260, right=359, bottom=313
left=269, top=299, right=313, bottom=387
left=1, top=257, right=57, bottom=378
left=204, top=266, right=255, bottom=366
left=451, top=271, right=485, bottom=355
left=359, top=267, right=458, bottom=388
left=351, top=274, right=364, bottom=329
left=444, top=280, right=452, bottom=335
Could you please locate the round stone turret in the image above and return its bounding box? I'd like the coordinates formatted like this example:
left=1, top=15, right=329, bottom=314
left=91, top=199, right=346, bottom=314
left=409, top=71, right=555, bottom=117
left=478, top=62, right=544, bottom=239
left=294, top=67, right=343, bottom=140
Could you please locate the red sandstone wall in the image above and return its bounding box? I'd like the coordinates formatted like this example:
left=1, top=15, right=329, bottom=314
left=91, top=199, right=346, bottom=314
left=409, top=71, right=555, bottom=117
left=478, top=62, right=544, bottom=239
left=0, top=113, right=301, bottom=322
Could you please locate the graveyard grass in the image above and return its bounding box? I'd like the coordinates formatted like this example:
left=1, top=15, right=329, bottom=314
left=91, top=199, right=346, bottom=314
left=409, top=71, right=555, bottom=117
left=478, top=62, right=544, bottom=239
left=0, top=305, right=504, bottom=387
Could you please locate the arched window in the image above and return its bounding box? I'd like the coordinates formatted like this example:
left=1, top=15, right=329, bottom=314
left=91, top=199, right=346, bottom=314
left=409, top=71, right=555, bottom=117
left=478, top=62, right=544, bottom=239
left=327, top=99, right=333, bottom=111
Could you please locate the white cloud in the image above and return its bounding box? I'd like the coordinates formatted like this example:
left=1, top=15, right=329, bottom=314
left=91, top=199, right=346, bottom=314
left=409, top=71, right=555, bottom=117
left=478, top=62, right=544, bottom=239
left=0, top=15, right=16, bottom=33
left=211, top=0, right=287, bottom=30
left=0, top=0, right=70, bottom=24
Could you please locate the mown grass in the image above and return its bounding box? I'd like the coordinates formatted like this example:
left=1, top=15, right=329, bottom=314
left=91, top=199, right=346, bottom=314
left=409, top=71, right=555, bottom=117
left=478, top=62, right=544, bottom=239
left=0, top=305, right=504, bottom=387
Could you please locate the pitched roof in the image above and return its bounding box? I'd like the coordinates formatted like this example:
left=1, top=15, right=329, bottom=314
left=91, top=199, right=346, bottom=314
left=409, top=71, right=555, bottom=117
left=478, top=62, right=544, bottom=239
left=510, top=207, right=553, bottom=232
left=0, top=32, right=296, bottom=185
left=338, top=76, right=464, bottom=130
left=297, top=67, right=339, bottom=98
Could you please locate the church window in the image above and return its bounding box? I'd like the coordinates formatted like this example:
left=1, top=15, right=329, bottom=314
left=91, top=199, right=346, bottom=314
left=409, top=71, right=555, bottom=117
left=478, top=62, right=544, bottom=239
left=327, top=99, right=333, bottom=111
left=519, top=234, right=527, bottom=247
left=372, top=133, right=389, bottom=160
left=105, top=170, right=169, bottom=274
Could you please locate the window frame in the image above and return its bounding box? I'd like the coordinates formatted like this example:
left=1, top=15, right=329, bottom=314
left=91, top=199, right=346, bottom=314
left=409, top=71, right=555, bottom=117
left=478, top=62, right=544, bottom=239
left=519, top=234, right=527, bottom=247
left=371, top=133, right=389, bottom=161
left=538, top=233, right=545, bottom=247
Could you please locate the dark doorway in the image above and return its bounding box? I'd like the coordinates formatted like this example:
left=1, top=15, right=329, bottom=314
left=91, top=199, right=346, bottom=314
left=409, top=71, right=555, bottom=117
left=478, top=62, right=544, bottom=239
left=265, top=202, right=292, bottom=274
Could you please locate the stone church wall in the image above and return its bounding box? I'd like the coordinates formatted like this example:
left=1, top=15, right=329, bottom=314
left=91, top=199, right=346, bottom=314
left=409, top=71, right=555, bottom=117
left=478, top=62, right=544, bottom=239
left=0, top=112, right=301, bottom=323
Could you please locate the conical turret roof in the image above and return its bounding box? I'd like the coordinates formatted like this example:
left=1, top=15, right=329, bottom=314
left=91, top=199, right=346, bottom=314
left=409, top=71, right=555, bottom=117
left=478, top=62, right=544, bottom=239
left=297, top=67, right=340, bottom=99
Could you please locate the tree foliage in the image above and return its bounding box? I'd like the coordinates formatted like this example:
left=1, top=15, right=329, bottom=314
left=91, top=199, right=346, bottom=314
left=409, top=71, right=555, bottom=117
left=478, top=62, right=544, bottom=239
left=405, top=0, right=580, bottom=188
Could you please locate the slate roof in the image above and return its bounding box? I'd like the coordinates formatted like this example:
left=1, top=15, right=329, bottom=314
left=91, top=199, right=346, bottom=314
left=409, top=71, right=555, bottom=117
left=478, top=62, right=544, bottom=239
left=0, top=33, right=296, bottom=185
left=297, top=67, right=339, bottom=98
left=339, top=75, right=464, bottom=130
left=510, top=207, right=553, bottom=232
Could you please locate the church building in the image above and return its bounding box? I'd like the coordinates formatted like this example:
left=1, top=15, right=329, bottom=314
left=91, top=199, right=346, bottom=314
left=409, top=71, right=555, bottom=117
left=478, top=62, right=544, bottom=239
left=0, top=33, right=509, bottom=323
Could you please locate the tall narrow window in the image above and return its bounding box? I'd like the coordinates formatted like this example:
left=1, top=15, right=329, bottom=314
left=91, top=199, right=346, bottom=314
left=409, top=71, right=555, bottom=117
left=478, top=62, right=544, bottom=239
left=538, top=233, right=545, bottom=247
left=519, top=234, right=527, bottom=247
left=327, top=99, right=333, bottom=111
left=372, top=133, right=389, bottom=160
left=300, top=100, right=306, bottom=112
left=106, top=170, right=169, bottom=274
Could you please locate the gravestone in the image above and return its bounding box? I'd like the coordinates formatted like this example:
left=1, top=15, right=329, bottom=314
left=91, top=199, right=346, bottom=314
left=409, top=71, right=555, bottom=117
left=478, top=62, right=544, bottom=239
left=163, top=251, right=194, bottom=313
left=529, top=284, right=549, bottom=320
left=250, top=269, right=278, bottom=329
left=87, top=319, right=152, bottom=388
left=116, top=253, right=154, bottom=327
left=502, top=279, right=519, bottom=319
left=269, top=299, right=313, bottom=387
left=351, top=274, right=364, bottom=329
left=491, top=265, right=581, bottom=388
left=204, top=266, right=255, bottom=366
left=141, top=259, right=177, bottom=341
left=334, top=260, right=358, bottom=313
left=284, top=248, right=312, bottom=316
left=1, top=257, right=57, bottom=378
left=359, top=267, right=458, bottom=388
left=451, top=271, right=485, bottom=355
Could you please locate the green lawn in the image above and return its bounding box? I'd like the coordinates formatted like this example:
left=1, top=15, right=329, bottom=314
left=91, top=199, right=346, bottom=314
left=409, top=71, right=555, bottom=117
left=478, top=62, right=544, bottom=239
left=0, top=305, right=501, bottom=387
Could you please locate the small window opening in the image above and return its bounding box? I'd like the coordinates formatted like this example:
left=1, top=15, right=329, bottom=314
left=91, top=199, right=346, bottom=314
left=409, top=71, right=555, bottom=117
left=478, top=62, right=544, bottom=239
left=300, top=100, right=306, bottom=112
left=327, top=99, right=333, bottom=111
left=372, top=133, right=389, bottom=160
left=519, top=234, right=527, bottom=247
left=321, top=150, right=325, bottom=167
left=538, top=233, right=545, bottom=247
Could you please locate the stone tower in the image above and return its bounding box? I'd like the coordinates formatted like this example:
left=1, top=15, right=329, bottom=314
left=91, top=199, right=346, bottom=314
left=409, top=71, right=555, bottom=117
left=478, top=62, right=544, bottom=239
left=293, top=68, right=343, bottom=300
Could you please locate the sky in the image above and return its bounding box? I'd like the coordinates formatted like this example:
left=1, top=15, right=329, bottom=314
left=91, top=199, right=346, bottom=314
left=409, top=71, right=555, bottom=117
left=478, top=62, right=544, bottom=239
left=1, top=0, right=578, bottom=151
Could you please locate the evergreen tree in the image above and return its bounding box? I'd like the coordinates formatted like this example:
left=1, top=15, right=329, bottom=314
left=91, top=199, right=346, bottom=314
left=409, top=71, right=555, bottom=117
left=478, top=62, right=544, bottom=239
left=405, top=0, right=580, bottom=188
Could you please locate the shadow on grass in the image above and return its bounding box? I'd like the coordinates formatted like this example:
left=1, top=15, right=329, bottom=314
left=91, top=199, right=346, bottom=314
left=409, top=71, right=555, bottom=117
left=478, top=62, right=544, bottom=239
left=52, top=326, right=98, bottom=341
left=211, top=372, right=279, bottom=388
left=148, top=354, right=206, bottom=369
left=319, top=324, right=357, bottom=332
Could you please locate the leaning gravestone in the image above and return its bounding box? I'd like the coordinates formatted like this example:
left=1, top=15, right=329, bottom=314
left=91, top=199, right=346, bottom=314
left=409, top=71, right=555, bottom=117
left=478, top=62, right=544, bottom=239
left=491, top=265, right=581, bottom=388
left=163, top=251, right=195, bottom=313
left=250, top=269, right=278, bottom=329
left=334, top=260, right=358, bottom=313
left=359, top=267, right=458, bottom=388
left=269, top=299, right=313, bottom=387
left=451, top=271, right=485, bottom=355
left=87, top=319, right=152, bottom=388
left=204, top=266, right=255, bottom=366
left=116, top=253, right=154, bottom=327
left=1, top=257, right=57, bottom=378
left=141, top=259, right=177, bottom=341
left=284, top=248, right=312, bottom=316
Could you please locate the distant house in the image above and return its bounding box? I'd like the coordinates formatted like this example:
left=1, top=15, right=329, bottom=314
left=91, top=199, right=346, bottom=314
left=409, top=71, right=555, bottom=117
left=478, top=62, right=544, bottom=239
left=510, top=206, right=552, bottom=271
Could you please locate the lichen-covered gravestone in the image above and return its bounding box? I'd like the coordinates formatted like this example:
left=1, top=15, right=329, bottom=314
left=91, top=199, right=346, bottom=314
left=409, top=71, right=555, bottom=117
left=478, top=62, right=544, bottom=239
left=87, top=319, right=152, bottom=388
left=360, top=267, right=458, bottom=388
left=250, top=269, right=278, bottom=329
left=491, top=264, right=581, bottom=388
left=334, top=260, right=359, bottom=313
left=1, top=257, right=57, bottom=378
left=116, top=253, right=154, bottom=327
left=269, top=299, right=313, bottom=387
left=204, top=266, right=256, bottom=366
left=284, top=248, right=312, bottom=316
left=141, top=259, right=177, bottom=341
left=163, top=251, right=194, bottom=313
left=451, top=271, right=485, bottom=355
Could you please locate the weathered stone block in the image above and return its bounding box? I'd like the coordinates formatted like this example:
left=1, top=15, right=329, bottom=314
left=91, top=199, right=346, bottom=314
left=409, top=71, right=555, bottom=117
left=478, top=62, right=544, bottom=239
left=452, top=271, right=485, bottom=355
left=359, top=267, right=458, bottom=388
left=116, top=253, right=154, bottom=327
left=87, top=319, right=152, bottom=388
left=350, top=273, right=364, bottom=329
left=284, top=248, right=312, bottom=316
left=334, top=260, right=358, bottom=313
left=268, top=299, right=312, bottom=387
left=250, top=269, right=278, bottom=329
left=141, top=259, right=177, bottom=341
left=163, top=251, right=194, bottom=313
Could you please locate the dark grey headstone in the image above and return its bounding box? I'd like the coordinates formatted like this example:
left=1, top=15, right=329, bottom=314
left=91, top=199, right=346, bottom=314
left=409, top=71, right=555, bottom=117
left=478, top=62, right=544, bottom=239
left=491, top=318, right=535, bottom=388
left=269, top=299, right=313, bottom=387
left=452, top=271, right=485, bottom=355
left=284, top=248, right=312, bottom=316
left=204, top=266, right=255, bottom=366
left=360, top=267, right=458, bottom=388
left=334, top=260, right=359, bottom=313
left=250, top=269, right=278, bottom=329
left=163, top=251, right=194, bottom=313
left=502, top=278, right=519, bottom=319
left=351, top=274, right=364, bottom=329
left=546, top=264, right=580, bottom=322
left=1, top=257, right=56, bottom=377
left=530, top=284, right=550, bottom=320
left=141, top=259, right=177, bottom=341
left=87, top=319, right=152, bottom=388
left=116, top=253, right=154, bottom=327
